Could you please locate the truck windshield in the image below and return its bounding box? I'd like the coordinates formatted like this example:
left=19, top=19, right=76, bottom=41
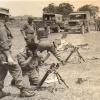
left=70, top=14, right=86, bottom=20
left=43, top=14, right=55, bottom=21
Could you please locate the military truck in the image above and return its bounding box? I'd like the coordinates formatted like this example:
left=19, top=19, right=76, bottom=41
left=43, top=13, right=64, bottom=33
left=64, top=11, right=90, bottom=34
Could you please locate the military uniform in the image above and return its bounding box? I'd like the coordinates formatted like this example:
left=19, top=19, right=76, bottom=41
left=20, top=21, right=36, bottom=45
left=0, top=22, right=23, bottom=88
left=97, top=20, right=100, bottom=31
left=0, top=21, right=35, bottom=98
left=36, top=25, right=62, bottom=63
left=17, top=49, right=40, bottom=85
left=11, top=48, right=40, bottom=86
left=21, top=18, right=62, bottom=63
left=95, top=18, right=100, bottom=31
left=20, top=20, right=38, bottom=53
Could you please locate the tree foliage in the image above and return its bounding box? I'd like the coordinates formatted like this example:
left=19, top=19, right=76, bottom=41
left=43, top=3, right=74, bottom=17
left=57, top=3, right=74, bottom=17
left=78, top=5, right=99, bottom=18
left=43, top=3, right=56, bottom=13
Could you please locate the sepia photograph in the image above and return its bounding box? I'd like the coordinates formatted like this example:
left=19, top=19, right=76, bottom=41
left=0, top=0, right=100, bottom=99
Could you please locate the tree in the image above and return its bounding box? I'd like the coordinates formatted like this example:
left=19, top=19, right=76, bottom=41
left=78, top=5, right=99, bottom=18
left=57, top=3, right=74, bottom=17
left=43, top=3, right=74, bottom=17
left=43, top=3, right=57, bottom=13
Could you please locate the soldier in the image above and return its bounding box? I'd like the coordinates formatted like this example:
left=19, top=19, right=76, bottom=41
left=95, top=18, right=100, bottom=31
left=98, top=19, right=100, bottom=31
left=21, top=17, right=63, bottom=64
left=20, top=16, right=37, bottom=46
left=11, top=46, right=41, bottom=86
left=36, top=22, right=63, bottom=63
left=0, top=10, right=35, bottom=98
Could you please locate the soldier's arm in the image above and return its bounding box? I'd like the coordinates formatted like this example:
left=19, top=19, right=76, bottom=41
left=20, top=24, right=27, bottom=40
left=4, top=23, right=13, bottom=39
left=21, top=57, right=33, bottom=68
left=17, top=52, right=33, bottom=68
left=0, top=30, right=16, bottom=65
left=20, top=30, right=27, bottom=40
left=33, top=23, right=39, bottom=42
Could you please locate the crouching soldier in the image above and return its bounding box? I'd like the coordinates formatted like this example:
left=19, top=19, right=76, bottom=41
left=11, top=46, right=40, bottom=86
left=0, top=9, right=35, bottom=98
left=36, top=21, right=64, bottom=64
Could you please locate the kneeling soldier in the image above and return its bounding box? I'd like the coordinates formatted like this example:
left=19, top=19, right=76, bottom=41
left=11, top=46, right=40, bottom=86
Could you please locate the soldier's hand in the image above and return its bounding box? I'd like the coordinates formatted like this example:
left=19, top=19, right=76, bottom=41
left=8, top=61, right=17, bottom=66
left=8, top=57, right=17, bottom=66
left=1, top=61, right=8, bottom=65
left=27, top=50, right=33, bottom=57
left=1, top=61, right=17, bottom=66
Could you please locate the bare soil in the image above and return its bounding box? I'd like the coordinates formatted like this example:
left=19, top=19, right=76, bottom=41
left=1, top=28, right=100, bottom=100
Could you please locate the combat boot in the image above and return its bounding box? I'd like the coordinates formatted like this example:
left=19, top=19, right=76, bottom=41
left=0, top=90, right=11, bottom=98
left=20, top=87, right=35, bottom=97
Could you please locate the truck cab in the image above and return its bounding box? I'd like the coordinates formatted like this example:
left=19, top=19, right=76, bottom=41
left=43, top=13, right=64, bottom=33
left=64, top=11, right=90, bottom=34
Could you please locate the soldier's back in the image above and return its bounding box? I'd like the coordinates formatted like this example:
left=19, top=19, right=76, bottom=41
left=0, top=22, right=8, bottom=41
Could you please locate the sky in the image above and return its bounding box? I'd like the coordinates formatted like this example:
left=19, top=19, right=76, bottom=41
left=0, top=0, right=100, bottom=17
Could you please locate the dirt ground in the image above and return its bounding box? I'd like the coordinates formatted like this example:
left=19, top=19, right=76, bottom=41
left=1, top=28, right=100, bottom=100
